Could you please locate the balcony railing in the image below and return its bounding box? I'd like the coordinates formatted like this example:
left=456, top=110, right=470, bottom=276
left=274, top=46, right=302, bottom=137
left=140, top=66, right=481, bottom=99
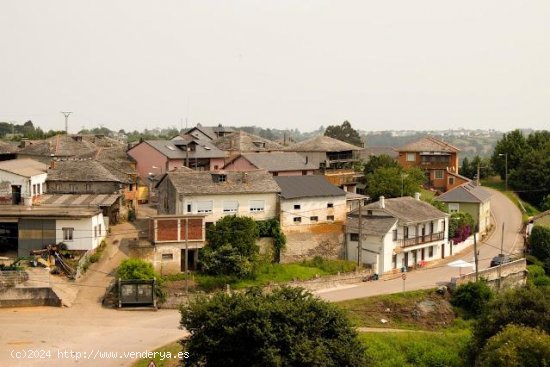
left=398, top=232, right=445, bottom=248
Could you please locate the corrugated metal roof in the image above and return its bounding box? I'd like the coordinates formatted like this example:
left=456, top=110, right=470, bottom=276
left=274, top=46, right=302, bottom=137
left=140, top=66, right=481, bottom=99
left=274, top=176, right=347, bottom=199
left=38, top=194, right=121, bottom=207
left=0, top=205, right=101, bottom=218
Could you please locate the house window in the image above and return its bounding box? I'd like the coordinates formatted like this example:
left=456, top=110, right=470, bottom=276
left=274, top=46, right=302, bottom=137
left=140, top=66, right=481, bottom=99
left=302, top=170, right=308, bottom=175
left=85, top=183, right=92, bottom=192
left=392, top=254, right=397, bottom=269
left=162, top=253, right=173, bottom=261
left=63, top=228, right=74, bottom=241
left=293, top=217, right=302, bottom=223
left=310, top=216, right=318, bottom=222
left=196, top=201, right=213, bottom=213
left=69, top=184, right=77, bottom=193
left=429, top=246, right=434, bottom=257
left=32, top=184, right=36, bottom=196
left=449, top=203, right=460, bottom=213
left=350, top=233, right=359, bottom=241
left=94, top=226, right=98, bottom=238
left=250, top=200, right=265, bottom=213
left=435, top=170, right=444, bottom=179
left=404, top=226, right=409, bottom=238
left=327, top=203, right=334, bottom=208
left=449, top=177, right=455, bottom=185
left=442, top=220, right=446, bottom=233
left=406, top=153, right=416, bottom=162
left=273, top=172, right=278, bottom=176
left=223, top=201, right=239, bottom=213
left=56, top=183, right=61, bottom=191
left=294, top=204, right=301, bottom=210
left=98, top=224, right=102, bottom=236
left=392, top=229, right=398, bottom=241
left=327, top=215, right=335, bottom=222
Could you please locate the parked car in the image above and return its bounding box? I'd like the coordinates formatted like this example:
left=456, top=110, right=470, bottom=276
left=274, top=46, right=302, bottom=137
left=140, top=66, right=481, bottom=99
left=490, top=254, right=512, bottom=267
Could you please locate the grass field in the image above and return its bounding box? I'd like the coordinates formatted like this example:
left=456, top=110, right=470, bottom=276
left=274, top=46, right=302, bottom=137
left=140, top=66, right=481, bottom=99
left=132, top=342, right=182, bottom=367
left=360, top=330, right=471, bottom=367
left=535, top=214, right=550, bottom=228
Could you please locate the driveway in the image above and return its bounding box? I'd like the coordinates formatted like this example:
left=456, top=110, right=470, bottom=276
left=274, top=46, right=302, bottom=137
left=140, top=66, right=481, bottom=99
left=319, top=188, right=524, bottom=302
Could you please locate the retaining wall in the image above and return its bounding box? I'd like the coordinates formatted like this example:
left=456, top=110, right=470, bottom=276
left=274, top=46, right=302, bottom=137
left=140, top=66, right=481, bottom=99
left=0, top=287, right=61, bottom=308
left=450, top=258, right=527, bottom=290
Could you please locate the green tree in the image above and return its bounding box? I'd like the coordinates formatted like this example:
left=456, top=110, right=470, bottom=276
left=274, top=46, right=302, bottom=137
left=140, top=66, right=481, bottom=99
left=180, top=287, right=367, bottom=367
left=366, top=166, right=425, bottom=199
left=470, top=286, right=550, bottom=358
left=460, top=157, right=472, bottom=178
left=451, top=280, right=493, bottom=318
left=201, top=216, right=260, bottom=278
left=491, top=129, right=531, bottom=181
left=363, top=154, right=399, bottom=175
left=476, top=324, right=550, bottom=367
left=530, top=225, right=550, bottom=262
left=508, top=148, right=550, bottom=206
left=324, top=120, right=363, bottom=147
left=449, top=212, right=475, bottom=243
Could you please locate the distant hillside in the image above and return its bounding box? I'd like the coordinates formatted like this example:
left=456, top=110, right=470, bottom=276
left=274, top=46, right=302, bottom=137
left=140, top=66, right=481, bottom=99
left=365, top=131, right=502, bottom=160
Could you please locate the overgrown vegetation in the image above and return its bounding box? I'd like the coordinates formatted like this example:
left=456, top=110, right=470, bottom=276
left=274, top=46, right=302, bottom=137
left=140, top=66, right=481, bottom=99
left=117, top=258, right=166, bottom=302
left=181, top=287, right=367, bottom=366
left=366, top=166, right=426, bottom=199
left=448, top=212, right=475, bottom=243
left=257, top=218, right=286, bottom=262
left=450, top=280, right=493, bottom=319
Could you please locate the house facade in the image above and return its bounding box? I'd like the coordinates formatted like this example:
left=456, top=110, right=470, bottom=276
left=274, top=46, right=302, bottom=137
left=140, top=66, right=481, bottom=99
left=156, top=170, right=280, bottom=226
left=284, top=136, right=364, bottom=193
left=148, top=215, right=206, bottom=274
left=436, top=182, right=492, bottom=235
left=127, top=138, right=226, bottom=179
left=346, top=196, right=449, bottom=274
left=397, top=136, right=468, bottom=192
left=274, top=176, right=347, bottom=262
left=0, top=159, right=48, bottom=205
left=0, top=206, right=107, bottom=257
left=222, top=152, right=317, bottom=176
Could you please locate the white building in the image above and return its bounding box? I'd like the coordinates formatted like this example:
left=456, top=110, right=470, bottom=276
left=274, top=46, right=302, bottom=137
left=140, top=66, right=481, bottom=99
left=346, top=196, right=449, bottom=274
left=0, top=159, right=48, bottom=205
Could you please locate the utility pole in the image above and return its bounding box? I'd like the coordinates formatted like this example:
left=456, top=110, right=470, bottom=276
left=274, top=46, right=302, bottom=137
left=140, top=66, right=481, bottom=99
left=473, top=232, right=479, bottom=281
left=185, top=217, right=189, bottom=295
left=498, top=222, right=505, bottom=291
left=357, top=199, right=363, bottom=268
left=61, top=111, right=72, bottom=134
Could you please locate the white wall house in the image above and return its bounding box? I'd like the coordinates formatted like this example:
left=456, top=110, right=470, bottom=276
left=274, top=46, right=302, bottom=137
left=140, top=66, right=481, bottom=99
left=0, top=159, right=48, bottom=205
left=56, top=212, right=108, bottom=251
left=346, top=196, right=449, bottom=274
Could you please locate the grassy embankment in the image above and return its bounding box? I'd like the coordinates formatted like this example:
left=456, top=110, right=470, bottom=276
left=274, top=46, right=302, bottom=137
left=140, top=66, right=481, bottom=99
left=481, top=176, right=540, bottom=222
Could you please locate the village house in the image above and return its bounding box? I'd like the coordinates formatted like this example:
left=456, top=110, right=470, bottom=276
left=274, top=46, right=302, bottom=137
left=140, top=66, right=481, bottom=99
left=396, top=136, right=469, bottom=192
left=17, top=134, right=102, bottom=163
left=0, top=206, right=107, bottom=257
left=185, top=124, right=235, bottom=141
left=156, top=169, right=280, bottom=227
left=284, top=135, right=364, bottom=193
left=346, top=196, right=449, bottom=274
left=274, top=176, right=347, bottom=261
left=0, top=158, right=48, bottom=205
left=222, top=152, right=318, bottom=176
left=0, top=140, right=18, bottom=161
left=127, top=137, right=226, bottom=179
left=146, top=215, right=206, bottom=274
left=436, top=181, right=492, bottom=235
left=44, top=160, right=124, bottom=223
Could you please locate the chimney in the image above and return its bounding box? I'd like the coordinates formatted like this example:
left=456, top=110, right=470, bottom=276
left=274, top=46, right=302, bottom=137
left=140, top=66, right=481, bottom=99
left=242, top=172, right=248, bottom=183
left=379, top=196, right=385, bottom=209
left=19, top=138, right=29, bottom=148
left=414, top=192, right=421, bottom=200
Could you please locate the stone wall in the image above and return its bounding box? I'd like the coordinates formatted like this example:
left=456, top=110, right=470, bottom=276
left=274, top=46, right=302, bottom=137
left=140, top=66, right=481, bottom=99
left=0, top=287, right=61, bottom=307
left=0, top=270, right=29, bottom=287
left=450, top=258, right=527, bottom=290
left=281, top=223, right=344, bottom=263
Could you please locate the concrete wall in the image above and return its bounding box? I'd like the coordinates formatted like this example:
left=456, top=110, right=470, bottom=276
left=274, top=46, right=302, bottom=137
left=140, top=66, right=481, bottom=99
left=0, top=287, right=61, bottom=308
left=451, top=258, right=527, bottom=290
left=0, top=270, right=28, bottom=287
left=279, top=196, right=346, bottom=228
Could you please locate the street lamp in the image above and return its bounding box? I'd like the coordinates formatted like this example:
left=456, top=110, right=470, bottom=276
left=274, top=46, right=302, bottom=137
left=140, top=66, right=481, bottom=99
left=498, top=153, right=508, bottom=191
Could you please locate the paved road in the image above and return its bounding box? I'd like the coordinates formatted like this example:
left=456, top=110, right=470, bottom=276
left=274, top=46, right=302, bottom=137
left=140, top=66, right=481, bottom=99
left=319, top=188, right=523, bottom=302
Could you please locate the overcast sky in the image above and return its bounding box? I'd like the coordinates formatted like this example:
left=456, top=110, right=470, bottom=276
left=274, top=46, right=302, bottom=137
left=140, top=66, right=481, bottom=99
left=1, top=1, right=549, bottom=133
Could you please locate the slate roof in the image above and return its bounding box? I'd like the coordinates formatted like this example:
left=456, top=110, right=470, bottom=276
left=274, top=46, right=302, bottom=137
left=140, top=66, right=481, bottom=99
left=227, top=152, right=319, bottom=171
left=47, top=160, right=121, bottom=182
left=436, top=182, right=492, bottom=203
left=0, top=158, right=48, bottom=177
left=363, top=196, right=448, bottom=223
left=18, top=134, right=98, bottom=158
left=397, top=136, right=460, bottom=153
left=38, top=193, right=121, bottom=207
left=284, top=135, right=363, bottom=152
left=346, top=216, right=398, bottom=237
left=138, top=139, right=225, bottom=160
left=213, top=131, right=284, bottom=152
left=0, top=140, right=17, bottom=154
left=163, top=169, right=280, bottom=195
left=187, top=125, right=236, bottom=140
left=274, top=176, right=346, bottom=199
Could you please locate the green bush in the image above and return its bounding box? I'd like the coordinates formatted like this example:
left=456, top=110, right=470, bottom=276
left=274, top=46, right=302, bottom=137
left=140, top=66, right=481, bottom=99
left=89, top=252, right=101, bottom=263
left=301, top=256, right=357, bottom=274
left=526, top=254, right=544, bottom=266
left=117, top=258, right=158, bottom=280
left=534, top=276, right=550, bottom=287
left=451, top=280, right=493, bottom=318
left=527, top=264, right=546, bottom=280
left=257, top=218, right=286, bottom=262
left=530, top=225, right=550, bottom=261
left=476, top=324, right=550, bottom=367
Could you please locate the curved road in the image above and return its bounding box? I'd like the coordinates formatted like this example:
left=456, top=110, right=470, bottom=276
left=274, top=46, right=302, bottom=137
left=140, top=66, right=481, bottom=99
left=319, top=188, right=523, bottom=302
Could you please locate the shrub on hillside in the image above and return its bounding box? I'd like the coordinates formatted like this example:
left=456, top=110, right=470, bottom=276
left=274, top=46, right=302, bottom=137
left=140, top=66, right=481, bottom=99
left=530, top=225, right=550, bottom=262
left=451, top=280, right=493, bottom=318
left=117, top=258, right=158, bottom=280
